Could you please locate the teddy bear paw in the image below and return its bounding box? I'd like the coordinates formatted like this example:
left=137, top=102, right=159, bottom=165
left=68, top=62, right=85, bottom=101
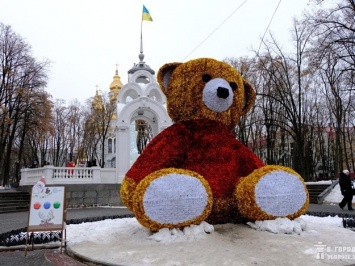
left=132, top=168, right=213, bottom=231
left=236, top=165, right=309, bottom=221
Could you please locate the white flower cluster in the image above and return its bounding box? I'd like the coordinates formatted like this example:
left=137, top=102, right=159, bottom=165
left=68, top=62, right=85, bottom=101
left=247, top=217, right=307, bottom=234
left=148, top=221, right=214, bottom=243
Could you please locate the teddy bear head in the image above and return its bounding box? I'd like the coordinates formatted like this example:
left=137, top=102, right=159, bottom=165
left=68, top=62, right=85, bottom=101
left=157, top=58, right=256, bottom=129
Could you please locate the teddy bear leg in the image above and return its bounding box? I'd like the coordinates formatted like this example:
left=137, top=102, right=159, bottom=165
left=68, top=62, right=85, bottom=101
left=132, top=168, right=213, bottom=231
left=235, top=165, right=309, bottom=221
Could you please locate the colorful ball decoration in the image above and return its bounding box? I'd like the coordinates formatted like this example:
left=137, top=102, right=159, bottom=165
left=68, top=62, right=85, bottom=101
left=33, top=202, right=41, bottom=210
left=53, top=201, right=61, bottom=209
left=43, top=202, right=51, bottom=209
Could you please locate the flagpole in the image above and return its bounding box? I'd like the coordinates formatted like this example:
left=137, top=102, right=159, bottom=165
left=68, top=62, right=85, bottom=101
left=140, top=5, right=152, bottom=63
left=140, top=17, right=144, bottom=62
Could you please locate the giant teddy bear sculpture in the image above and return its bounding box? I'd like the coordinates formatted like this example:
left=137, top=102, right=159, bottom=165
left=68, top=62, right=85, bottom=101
left=120, top=58, right=309, bottom=231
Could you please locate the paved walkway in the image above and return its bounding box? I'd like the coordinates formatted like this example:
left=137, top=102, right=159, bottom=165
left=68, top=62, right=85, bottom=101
left=0, top=204, right=354, bottom=266
left=0, top=207, right=133, bottom=266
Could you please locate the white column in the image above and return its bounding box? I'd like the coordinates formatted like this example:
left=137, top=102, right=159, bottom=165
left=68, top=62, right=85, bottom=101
left=43, top=165, right=55, bottom=185
left=117, top=126, right=130, bottom=181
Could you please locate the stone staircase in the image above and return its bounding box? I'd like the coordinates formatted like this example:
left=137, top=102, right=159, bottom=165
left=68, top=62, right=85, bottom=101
left=306, top=183, right=331, bottom=204
left=0, top=190, right=30, bottom=213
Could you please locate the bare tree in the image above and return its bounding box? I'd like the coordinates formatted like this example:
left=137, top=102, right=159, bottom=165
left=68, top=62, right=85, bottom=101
left=0, top=23, right=50, bottom=186
left=64, top=100, right=83, bottom=163
left=252, top=17, right=316, bottom=180
left=135, top=120, right=153, bottom=154
left=83, top=91, right=116, bottom=167
left=223, top=57, right=259, bottom=145
left=316, top=52, right=351, bottom=175
left=21, top=91, right=53, bottom=167
left=309, top=0, right=355, bottom=73
left=305, top=0, right=355, bottom=174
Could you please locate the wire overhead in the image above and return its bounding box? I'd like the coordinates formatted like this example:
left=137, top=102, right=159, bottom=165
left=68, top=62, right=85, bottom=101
left=182, top=0, right=283, bottom=61
left=181, top=0, right=249, bottom=62
left=257, top=0, right=282, bottom=55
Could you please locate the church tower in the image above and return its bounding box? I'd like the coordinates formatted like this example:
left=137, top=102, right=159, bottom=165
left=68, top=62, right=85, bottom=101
left=109, top=65, right=123, bottom=102
left=104, top=66, right=124, bottom=168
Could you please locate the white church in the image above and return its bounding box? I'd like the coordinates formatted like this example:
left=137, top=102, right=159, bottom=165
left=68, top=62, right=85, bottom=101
left=103, top=50, right=172, bottom=176
left=21, top=44, right=173, bottom=186
left=19, top=51, right=173, bottom=206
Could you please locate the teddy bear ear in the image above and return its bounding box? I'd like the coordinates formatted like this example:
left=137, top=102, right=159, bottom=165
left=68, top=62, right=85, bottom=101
left=241, top=79, right=256, bottom=116
left=157, top=62, right=182, bottom=94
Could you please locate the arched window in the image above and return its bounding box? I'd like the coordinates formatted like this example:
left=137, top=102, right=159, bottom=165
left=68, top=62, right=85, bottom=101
left=108, top=139, right=112, bottom=153
left=136, top=76, right=150, bottom=84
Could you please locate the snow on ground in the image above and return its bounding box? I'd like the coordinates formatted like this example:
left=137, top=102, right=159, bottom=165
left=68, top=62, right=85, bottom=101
left=323, top=183, right=355, bottom=204
left=66, top=215, right=355, bottom=266
left=66, top=182, right=355, bottom=266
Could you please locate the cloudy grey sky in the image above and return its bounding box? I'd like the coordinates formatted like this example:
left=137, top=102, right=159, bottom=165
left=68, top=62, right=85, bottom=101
left=1, top=0, right=311, bottom=103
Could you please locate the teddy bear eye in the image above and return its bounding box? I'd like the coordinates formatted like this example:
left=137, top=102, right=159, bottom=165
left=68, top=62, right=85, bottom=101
left=230, top=82, right=237, bottom=91
left=202, top=74, right=212, bottom=83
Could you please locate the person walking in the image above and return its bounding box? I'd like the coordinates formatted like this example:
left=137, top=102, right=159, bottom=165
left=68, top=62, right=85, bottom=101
left=338, top=169, right=354, bottom=210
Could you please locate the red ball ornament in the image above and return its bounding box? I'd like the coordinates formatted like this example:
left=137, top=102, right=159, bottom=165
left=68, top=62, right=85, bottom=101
left=33, top=202, right=41, bottom=209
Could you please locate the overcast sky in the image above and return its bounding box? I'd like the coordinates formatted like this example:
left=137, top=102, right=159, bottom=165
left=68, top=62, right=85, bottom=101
left=1, top=0, right=312, bottom=104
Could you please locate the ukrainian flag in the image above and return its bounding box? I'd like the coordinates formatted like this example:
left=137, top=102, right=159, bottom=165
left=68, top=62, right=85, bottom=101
left=142, top=5, right=153, bottom=21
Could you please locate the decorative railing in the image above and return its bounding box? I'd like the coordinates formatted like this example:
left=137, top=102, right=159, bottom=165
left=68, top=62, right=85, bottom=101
left=20, top=165, right=122, bottom=186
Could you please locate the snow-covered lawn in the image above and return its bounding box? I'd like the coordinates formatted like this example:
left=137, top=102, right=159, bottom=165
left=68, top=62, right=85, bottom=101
left=66, top=182, right=355, bottom=265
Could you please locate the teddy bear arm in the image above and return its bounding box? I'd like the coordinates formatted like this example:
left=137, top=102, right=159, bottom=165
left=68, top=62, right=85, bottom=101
left=230, top=140, right=265, bottom=178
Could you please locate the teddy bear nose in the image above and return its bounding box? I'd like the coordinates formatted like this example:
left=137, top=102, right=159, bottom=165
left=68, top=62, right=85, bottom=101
left=217, top=87, right=229, bottom=99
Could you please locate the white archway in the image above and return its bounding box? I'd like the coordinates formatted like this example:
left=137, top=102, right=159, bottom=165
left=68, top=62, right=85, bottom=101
left=115, top=59, right=173, bottom=179
left=116, top=93, right=172, bottom=179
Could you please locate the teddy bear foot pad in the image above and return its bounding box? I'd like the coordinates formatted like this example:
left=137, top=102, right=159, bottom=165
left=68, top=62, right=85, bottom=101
left=133, top=168, right=213, bottom=229
left=255, top=170, right=307, bottom=216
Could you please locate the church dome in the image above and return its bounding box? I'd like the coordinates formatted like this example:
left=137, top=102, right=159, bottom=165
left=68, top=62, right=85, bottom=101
left=92, top=89, right=103, bottom=110
left=110, top=66, right=123, bottom=102
left=110, top=68, right=123, bottom=92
